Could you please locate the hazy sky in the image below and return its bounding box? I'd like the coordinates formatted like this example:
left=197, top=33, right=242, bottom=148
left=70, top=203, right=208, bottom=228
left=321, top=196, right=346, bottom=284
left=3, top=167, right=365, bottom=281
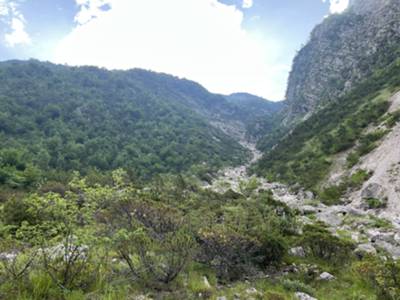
left=0, top=0, right=349, bottom=100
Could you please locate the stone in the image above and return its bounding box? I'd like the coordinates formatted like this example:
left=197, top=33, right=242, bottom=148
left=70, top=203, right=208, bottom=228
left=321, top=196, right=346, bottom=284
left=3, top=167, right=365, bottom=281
left=305, top=191, right=315, bottom=200
left=354, top=243, right=377, bottom=257
left=374, top=241, right=400, bottom=259
left=217, top=297, right=227, bottom=300
left=246, top=287, right=258, bottom=295
left=300, top=205, right=318, bottom=215
left=361, top=183, right=387, bottom=201
left=295, top=292, right=317, bottom=300
left=0, top=252, right=17, bottom=261
left=203, top=276, right=211, bottom=289
left=319, top=272, right=335, bottom=281
left=289, top=246, right=306, bottom=257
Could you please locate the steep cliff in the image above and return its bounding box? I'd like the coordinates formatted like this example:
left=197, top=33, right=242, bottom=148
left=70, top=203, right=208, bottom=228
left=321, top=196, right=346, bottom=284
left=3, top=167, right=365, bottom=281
left=285, top=0, right=400, bottom=122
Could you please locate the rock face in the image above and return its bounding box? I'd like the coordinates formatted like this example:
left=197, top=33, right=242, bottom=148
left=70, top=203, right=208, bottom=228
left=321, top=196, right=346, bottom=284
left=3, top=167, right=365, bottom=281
left=361, top=183, right=387, bottom=201
left=285, top=0, right=400, bottom=122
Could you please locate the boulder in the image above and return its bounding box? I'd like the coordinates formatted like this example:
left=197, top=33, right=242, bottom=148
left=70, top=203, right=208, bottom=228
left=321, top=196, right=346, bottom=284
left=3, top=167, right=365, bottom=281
left=295, top=292, right=317, bottom=300
left=354, top=243, right=377, bottom=257
left=361, top=183, right=386, bottom=199
left=361, top=183, right=388, bottom=208
left=289, top=247, right=306, bottom=257
left=319, top=272, right=335, bottom=281
left=374, top=241, right=400, bottom=259
left=300, top=205, right=318, bottom=215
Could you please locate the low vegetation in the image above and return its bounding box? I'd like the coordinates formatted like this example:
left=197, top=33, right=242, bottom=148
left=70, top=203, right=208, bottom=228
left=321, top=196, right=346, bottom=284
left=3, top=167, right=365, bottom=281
left=0, top=169, right=396, bottom=299
left=255, top=58, right=400, bottom=190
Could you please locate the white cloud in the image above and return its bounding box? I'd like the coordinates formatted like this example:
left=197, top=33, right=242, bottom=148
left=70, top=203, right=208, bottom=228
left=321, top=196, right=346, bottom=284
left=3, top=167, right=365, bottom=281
left=5, top=16, right=31, bottom=47
left=0, top=0, right=31, bottom=47
left=242, top=0, right=253, bottom=9
left=74, top=0, right=112, bottom=25
left=323, top=0, right=349, bottom=14
left=54, top=0, right=287, bottom=100
left=0, top=1, right=10, bottom=16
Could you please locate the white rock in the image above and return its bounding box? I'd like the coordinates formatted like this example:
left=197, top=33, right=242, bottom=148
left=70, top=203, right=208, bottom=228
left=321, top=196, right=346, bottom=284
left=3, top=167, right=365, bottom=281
left=246, top=287, right=259, bottom=294
left=289, top=247, right=306, bottom=257
left=0, top=252, right=18, bottom=261
left=295, top=292, right=317, bottom=300
left=203, top=276, right=211, bottom=289
left=319, top=272, right=335, bottom=281
left=354, top=243, right=377, bottom=256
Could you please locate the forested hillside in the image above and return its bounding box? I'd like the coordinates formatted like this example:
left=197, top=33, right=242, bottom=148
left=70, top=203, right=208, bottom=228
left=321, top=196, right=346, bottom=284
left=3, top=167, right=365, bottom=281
left=0, top=60, right=280, bottom=188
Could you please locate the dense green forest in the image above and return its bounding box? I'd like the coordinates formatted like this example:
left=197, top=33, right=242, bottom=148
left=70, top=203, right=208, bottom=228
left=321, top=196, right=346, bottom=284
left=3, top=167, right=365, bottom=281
left=0, top=60, right=258, bottom=189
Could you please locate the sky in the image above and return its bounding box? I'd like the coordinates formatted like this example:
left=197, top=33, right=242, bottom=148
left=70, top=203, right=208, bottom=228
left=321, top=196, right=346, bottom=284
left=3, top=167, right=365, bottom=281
left=0, top=0, right=350, bottom=100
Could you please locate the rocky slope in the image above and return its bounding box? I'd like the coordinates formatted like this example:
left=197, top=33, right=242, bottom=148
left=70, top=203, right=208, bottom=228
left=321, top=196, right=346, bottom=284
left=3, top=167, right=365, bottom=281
left=284, top=0, right=400, bottom=123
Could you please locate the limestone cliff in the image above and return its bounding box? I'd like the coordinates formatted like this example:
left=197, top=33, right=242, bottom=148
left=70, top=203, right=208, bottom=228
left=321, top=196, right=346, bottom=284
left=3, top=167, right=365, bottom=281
left=285, top=0, right=400, bottom=122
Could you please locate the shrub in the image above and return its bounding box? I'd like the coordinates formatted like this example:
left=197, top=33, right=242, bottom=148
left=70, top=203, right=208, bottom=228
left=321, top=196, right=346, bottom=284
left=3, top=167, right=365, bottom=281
left=347, top=152, right=360, bottom=168
left=257, top=235, right=287, bottom=267
left=198, top=226, right=261, bottom=281
left=366, top=198, right=387, bottom=209
left=114, top=227, right=195, bottom=288
left=319, top=185, right=344, bottom=206
left=2, top=197, right=32, bottom=227
left=386, top=110, right=400, bottom=127
left=282, top=279, right=315, bottom=296
left=355, top=256, right=400, bottom=299
left=301, top=224, right=354, bottom=264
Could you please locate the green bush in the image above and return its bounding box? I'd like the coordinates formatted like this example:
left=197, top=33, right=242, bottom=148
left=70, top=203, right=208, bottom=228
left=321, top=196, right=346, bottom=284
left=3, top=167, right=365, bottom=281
left=355, top=256, right=400, bottom=299
left=385, top=109, right=400, bottom=127
left=258, top=235, right=287, bottom=267
left=301, top=224, right=354, bottom=264
left=320, top=185, right=345, bottom=206
left=366, top=198, right=387, bottom=209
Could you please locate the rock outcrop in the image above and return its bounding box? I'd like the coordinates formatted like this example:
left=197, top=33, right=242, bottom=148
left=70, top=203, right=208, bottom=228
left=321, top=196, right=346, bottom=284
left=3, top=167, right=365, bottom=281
left=285, top=0, right=400, bottom=122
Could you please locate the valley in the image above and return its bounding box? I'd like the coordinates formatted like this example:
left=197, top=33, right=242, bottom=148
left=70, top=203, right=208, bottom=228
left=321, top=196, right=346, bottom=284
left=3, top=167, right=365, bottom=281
left=1, top=0, right=400, bottom=299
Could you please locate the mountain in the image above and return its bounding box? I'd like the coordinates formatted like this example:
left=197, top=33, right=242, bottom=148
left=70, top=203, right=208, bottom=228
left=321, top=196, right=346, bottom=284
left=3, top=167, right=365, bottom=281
left=225, top=93, right=284, bottom=120
left=255, top=0, right=400, bottom=192
left=0, top=60, right=280, bottom=187
left=255, top=60, right=400, bottom=188
left=285, top=0, right=400, bottom=123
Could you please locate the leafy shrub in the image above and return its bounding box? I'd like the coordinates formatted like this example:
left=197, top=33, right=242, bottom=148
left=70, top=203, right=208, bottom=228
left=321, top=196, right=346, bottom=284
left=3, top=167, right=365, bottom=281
left=366, top=198, right=387, bottom=209
left=349, top=170, right=372, bottom=187
left=319, top=170, right=372, bottom=206
left=2, top=197, right=32, bottom=227
left=257, top=235, right=287, bottom=267
left=319, top=185, right=345, bottom=206
left=198, top=226, right=261, bottom=281
left=114, top=227, right=195, bottom=288
left=347, top=152, right=360, bottom=168
left=355, top=256, right=400, bottom=299
left=384, top=109, right=400, bottom=127
left=301, top=224, right=354, bottom=264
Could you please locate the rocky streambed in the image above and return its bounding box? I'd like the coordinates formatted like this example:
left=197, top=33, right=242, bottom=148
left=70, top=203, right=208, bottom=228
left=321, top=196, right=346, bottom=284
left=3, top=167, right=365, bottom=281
left=206, top=140, right=400, bottom=259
